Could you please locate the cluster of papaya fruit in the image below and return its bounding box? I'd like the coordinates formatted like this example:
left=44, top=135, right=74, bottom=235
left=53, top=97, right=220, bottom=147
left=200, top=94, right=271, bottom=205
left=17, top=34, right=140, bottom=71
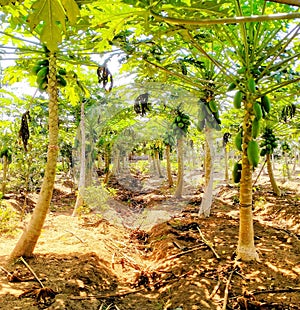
left=281, top=141, right=291, bottom=154
left=234, top=128, right=260, bottom=171
left=197, top=99, right=221, bottom=131
left=32, top=59, right=67, bottom=91
left=163, top=131, right=176, bottom=147
left=172, top=110, right=191, bottom=136
left=260, top=128, right=278, bottom=157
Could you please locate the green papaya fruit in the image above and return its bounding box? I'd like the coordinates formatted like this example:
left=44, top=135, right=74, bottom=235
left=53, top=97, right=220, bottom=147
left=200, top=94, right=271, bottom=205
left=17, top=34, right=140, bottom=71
left=247, top=140, right=260, bottom=167
left=208, top=100, right=217, bottom=113
left=58, top=68, right=67, bottom=76
left=252, top=118, right=260, bottom=139
left=36, top=66, right=49, bottom=80
left=227, top=82, right=236, bottom=91
left=261, top=95, right=271, bottom=113
left=248, top=78, right=256, bottom=93
left=32, top=64, right=43, bottom=75
left=233, top=91, right=243, bottom=109
left=260, top=148, right=267, bottom=156
left=235, top=131, right=243, bottom=152
left=233, top=162, right=242, bottom=183
left=37, top=59, right=49, bottom=67
left=57, top=75, right=67, bottom=87
left=178, top=122, right=184, bottom=128
left=253, top=102, right=262, bottom=120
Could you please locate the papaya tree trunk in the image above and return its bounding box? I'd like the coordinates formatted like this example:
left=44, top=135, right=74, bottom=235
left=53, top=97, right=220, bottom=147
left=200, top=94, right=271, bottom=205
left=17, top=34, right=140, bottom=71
left=224, top=144, right=229, bottom=184
left=112, top=148, right=120, bottom=175
left=72, top=99, right=86, bottom=216
left=10, top=52, right=59, bottom=259
left=165, top=144, right=173, bottom=187
left=237, top=105, right=258, bottom=261
left=199, top=127, right=214, bottom=217
left=174, top=136, right=184, bottom=198
left=1, top=155, right=8, bottom=195
left=266, top=153, right=281, bottom=196
left=155, top=150, right=163, bottom=178
left=103, top=146, right=111, bottom=184
left=284, top=152, right=291, bottom=180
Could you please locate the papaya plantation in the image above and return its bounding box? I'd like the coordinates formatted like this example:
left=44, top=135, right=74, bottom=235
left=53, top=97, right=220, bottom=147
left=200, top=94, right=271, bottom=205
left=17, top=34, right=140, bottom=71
left=0, top=0, right=299, bottom=309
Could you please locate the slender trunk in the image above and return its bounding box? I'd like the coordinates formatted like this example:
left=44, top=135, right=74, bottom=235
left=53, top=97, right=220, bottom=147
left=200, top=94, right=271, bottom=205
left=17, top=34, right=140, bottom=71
left=236, top=104, right=258, bottom=261
left=266, top=153, right=281, bottom=196
left=174, top=137, right=184, bottom=198
left=165, top=144, right=173, bottom=187
left=155, top=150, right=163, bottom=177
left=72, top=100, right=86, bottom=216
left=112, top=149, right=120, bottom=175
left=199, top=128, right=214, bottom=217
left=103, top=147, right=111, bottom=184
left=1, top=155, right=8, bottom=195
left=10, top=52, right=59, bottom=259
left=284, top=152, right=291, bottom=180
left=224, top=144, right=229, bottom=184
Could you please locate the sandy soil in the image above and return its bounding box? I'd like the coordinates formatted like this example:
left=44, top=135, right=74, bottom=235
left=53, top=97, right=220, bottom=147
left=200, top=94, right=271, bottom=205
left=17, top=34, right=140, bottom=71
left=0, top=172, right=299, bottom=310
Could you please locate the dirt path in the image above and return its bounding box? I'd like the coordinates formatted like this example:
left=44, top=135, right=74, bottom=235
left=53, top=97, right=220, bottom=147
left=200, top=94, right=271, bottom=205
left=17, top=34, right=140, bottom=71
left=0, top=175, right=299, bottom=309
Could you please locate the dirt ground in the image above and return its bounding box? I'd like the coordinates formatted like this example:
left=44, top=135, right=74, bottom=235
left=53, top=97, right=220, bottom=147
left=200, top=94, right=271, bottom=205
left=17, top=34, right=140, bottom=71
left=0, top=172, right=299, bottom=310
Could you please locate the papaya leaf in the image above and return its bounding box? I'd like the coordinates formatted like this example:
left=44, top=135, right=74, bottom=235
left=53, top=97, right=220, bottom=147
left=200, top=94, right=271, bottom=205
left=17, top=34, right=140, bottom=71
left=27, top=0, right=67, bottom=51
left=61, top=0, right=80, bottom=25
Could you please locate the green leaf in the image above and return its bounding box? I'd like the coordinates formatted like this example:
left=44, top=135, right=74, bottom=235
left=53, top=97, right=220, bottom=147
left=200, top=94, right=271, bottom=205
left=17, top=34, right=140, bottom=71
left=28, top=0, right=66, bottom=51
left=61, top=0, right=80, bottom=25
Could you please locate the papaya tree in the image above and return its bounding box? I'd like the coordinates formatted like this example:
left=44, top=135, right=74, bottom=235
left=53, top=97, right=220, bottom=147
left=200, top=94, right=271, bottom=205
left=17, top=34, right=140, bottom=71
left=9, top=0, right=80, bottom=259
left=95, top=0, right=300, bottom=261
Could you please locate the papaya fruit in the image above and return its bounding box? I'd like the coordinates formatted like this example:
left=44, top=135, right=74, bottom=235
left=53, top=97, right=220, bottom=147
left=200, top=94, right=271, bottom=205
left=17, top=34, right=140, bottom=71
left=208, top=100, right=217, bottom=113
left=227, top=82, right=236, bottom=91
left=252, top=118, right=260, bottom=139
left=37, top=59, right=49, bottom=67
left=261, top=95, right=271, bottom=113
left=247, top=140, right=259, bottom=167
left=58, top=68, right=67, bottom=76
left=232, top=162, right=242, bottom=183
left=235, top=131, right=243, bottom=152
left=36, top=66, right=49, bottom=80
left=57, top=75, right=67, bottom=87
left=260, top=148, right=267, bottom=156
left=233, top=91, right=243, bottom=109
left=32, top=64, right=43, bottom=75
left=253, top=102, right=262, bottom=120
left=248, top=78, right=256, bottom=93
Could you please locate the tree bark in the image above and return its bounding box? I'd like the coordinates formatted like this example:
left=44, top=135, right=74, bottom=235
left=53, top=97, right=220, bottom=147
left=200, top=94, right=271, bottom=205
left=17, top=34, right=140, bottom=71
left=224, top=144, right=229, bottom=184
left=10, top=52, right=59, bottom=259
left=199, top=127, right=214, bottom=217
left=72, top=99, right=86, bottom=216
left=236, top=104, right=259, bottom=261
left=266, top=153, right=281, bottom=196
left=174, top=136, right=184, bottom=198
left=1, top=155, right=8, bottom=195
left=284, top=152, right=291, bottom=180
left=165, top=144, right=173, bottom=187
left=155, top=150, right=163, bottom=178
